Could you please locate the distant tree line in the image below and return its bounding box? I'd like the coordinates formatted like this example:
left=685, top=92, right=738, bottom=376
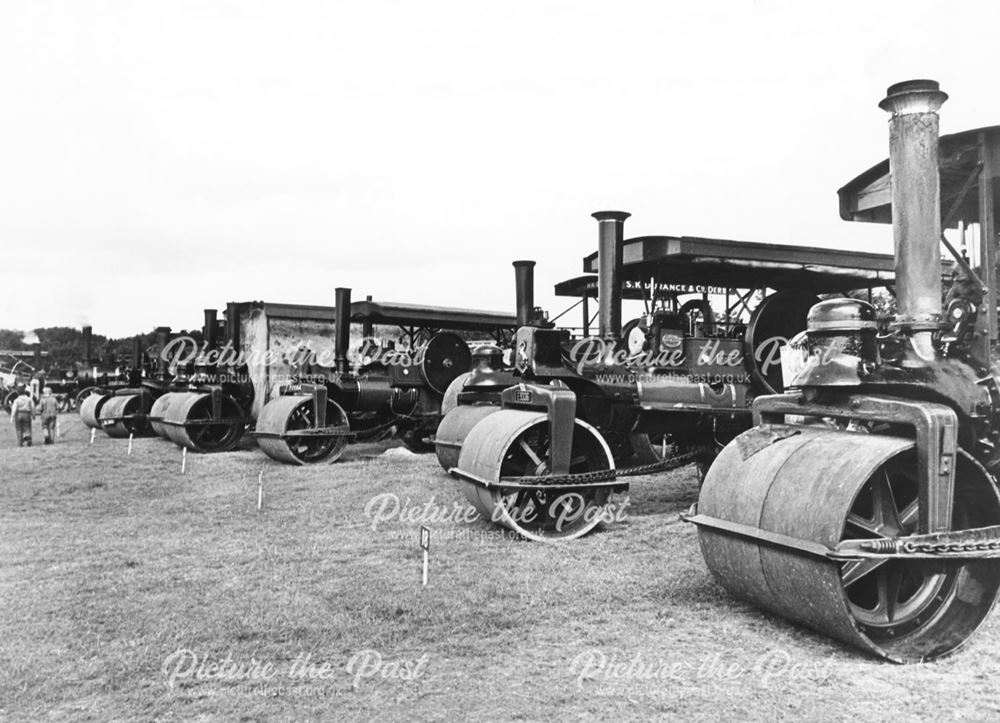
left=0, top=327, right=204, bottom=371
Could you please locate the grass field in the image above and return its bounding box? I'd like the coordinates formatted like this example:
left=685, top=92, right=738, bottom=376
left=2, top=413, right=1000, bottom=722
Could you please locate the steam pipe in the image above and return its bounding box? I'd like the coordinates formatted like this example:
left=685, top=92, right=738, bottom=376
left=592, top=210, right=630, bottom=340
left=513, top=260, right=536, bottom=327
left=334, top=287, right=352, bottom=374
left=879, top=79, right=948, bottom=360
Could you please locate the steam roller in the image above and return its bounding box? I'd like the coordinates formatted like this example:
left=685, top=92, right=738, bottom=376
left=451, top=384, right=617, bottom=541
left=155, top=391, right=246, bottom=453
left=254, top=287, right=514, bottom=464
left=85, top=326, right=176, bottom=438
left=687, top=80, right=1000, bottom=661
left=255, top=393, right=350, bottom=465
left=438, top=209, right=867, bottom=491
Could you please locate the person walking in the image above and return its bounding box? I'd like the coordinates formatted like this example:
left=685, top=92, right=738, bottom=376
left=39, top=386, right=58, bottom=445
left=10, top=387, right=34, bottom=447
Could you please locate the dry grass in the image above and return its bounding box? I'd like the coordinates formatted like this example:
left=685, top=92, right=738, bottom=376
left=2, top=414, right=999, bottom=721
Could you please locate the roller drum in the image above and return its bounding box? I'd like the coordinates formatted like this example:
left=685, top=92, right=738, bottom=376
left=439, top=372, right=472, bottom=418
left=78, top=390, right=109, bottom=429
left=256, top=394, right=349, bottom=465
left=149, top=392, right=186, bottom=439
left=455, top=410, right=616, bottom=541
left=98, top=394, right=152, bottom=437
left=160, top=391, right=245, bottom=453
left=697, top=427, right=1000, bottom=661
left=434, top=403, right=500, bottom=470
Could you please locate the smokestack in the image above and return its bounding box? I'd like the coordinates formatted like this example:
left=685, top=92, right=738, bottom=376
left=225, top=302, right=240, bottom=351
left=334, top=287, right=352, bottom=374
left=592, top=210, right=630, bottom=340
left=362, top=295, right=374, bottom=338
left=203, top=309, right=218, bottom=349
left=132, top=336, right=142, bottom=368
left=879, top=80, right=948, bottom=359
left=32, top=343, right=41, bottom=370
left=155, top=326, right=171, bottom=379
left=82, top=325, right=93, bottom=365
left=513, top=260, right=536, bottom=327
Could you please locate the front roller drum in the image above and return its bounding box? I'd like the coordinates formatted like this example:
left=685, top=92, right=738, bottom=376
left=149, top=392, right=186, bottom=439
left=434, top=404, right=500, bottom=471
left=439, top=372, right=472, bottom=418
left=161, top=392, right=245, bottom=453
left=697, top=427, right=1000, bottom=662
left=255, top=395, right=350, bottom=465
left=79, top=391, right=110, bottom=429
left=98, top=394, right=153, bottom=437
left=455, top=409, right=616, bottom=541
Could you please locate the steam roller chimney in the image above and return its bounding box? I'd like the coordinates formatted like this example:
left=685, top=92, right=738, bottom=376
left=879, top=79, right=948, bottom=360
left=513, top=260, right=536, bottom=327
left=334, top=287, right=352, bottom=374
left=592, top=210, right=630, bottom=340
left=362, top=295, right=374, bottom=338
left=132, top=336, right=142, bottom=368
left=203, top=309, right=218, bottom=349
left=225, top=303, right=240, bottom=351
left=82, top=325, right=93, bottom=365
left=155, top=326, right=171, bottom=379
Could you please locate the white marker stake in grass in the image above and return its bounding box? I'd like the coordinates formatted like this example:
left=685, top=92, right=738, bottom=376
left=127, top=433, right=133, bottom=455
left=90, top=428, right=96, bottom=445
left=420, top=526, right=430, bottom=586
left=257, top=470, right=264, bottom=512
left=181, top=447, right=187, bottom=474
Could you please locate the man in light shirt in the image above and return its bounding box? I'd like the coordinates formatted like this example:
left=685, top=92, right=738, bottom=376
left=10, top=388, right=34, bottom=447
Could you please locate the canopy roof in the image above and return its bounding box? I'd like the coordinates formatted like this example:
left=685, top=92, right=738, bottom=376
left=838, top=125, right=1000, bottom=227
left=558, top=235, right=904, bottom=297
left=349, top=300, right=517, bottom=332
left=232, top=300, right=516, bottom=332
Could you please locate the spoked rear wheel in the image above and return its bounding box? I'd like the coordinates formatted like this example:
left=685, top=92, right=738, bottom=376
left=696, top=428, right=1000, bottom=661
left=256, top=395, right=349, bottom=464
left=283, top=398, right=348, bottom=463
left=840, top=450, right=972, bottom=644
left=167, top=393, right=245, bottom=453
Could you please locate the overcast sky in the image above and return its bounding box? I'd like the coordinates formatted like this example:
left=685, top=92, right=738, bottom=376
left=2, top=0, right=999, bottom=337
